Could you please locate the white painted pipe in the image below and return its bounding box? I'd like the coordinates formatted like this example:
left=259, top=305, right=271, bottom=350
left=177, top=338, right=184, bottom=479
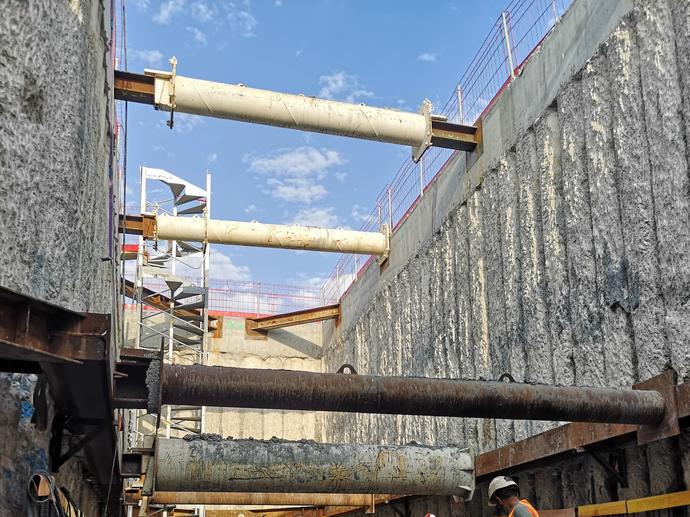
left=146, top=66, right=433, bottom=161
left=155, top=215, right=389, bottom=256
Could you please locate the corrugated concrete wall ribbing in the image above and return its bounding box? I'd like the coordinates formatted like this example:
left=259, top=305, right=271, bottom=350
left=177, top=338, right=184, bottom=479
left=322, top=0, right=690, bottom=515
left=0, top=0, right=111, bottom=513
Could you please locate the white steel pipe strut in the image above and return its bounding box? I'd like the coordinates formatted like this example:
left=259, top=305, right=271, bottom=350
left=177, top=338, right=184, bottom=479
left=154, top=215, right=390, bottom=257
left=144, top=59, right=434, bottom=162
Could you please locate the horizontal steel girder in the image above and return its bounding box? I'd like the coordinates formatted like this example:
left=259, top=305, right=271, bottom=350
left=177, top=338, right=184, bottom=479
left=147, top=363, right=667, bottom=425
left=143, top=491, right=392, bottom=506
left=154, top=438, right=473, bottom=496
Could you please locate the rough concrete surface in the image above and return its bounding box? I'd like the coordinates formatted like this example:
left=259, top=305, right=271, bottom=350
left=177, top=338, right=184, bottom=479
left=0, top=0, right=111, bottom=513
left=323, top=0, right=690, bottom=512
left=204, top=317, right=325, bottom=442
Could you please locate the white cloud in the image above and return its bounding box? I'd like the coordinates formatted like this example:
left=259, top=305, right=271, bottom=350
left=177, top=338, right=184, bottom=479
left=318, top=71, right=374, bottom=103
left=289, top=207, right=341, bottom=227
left=130, top=49, right=164, bottom=67
left=170, top=113, right=203, bottom=133
left=244, top=204, right=258, bottom=214
left=244, top=146, right=345, bottom=205
left=245, top=146, right=344, bottom=178
left=186, top=26, right=208, bottom=45
left=417, top=52, right=438, bottom=63
left=190, top=1, right=214, bottom=21
left=267, top=178, right=328, bottom=204
left=206, top=152, right=217, bottom=163
left=334, top=172, right=347, bottom=182
left=130, top=0, right=150, bottom=10
left=154, top=0, right=185, bottom=24
left=210, top=250, right=251, bottom=281
left=351, top=204, right=373, bottom=223
left=176, top=249, right=251, bottom=282
left=229, top=10, right=257, bottom=38
left=292, top=273, right=326, bottom=287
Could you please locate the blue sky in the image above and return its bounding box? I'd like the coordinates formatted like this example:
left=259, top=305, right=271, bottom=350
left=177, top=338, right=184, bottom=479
left=123, top=0, right=514, bottom=287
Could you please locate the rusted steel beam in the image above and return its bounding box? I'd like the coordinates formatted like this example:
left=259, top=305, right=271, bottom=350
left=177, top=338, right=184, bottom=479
left=154, top=437, right=473, bottom=496
left=0, top=286, right=109, bottom=369
left=245, top=304, right=340, bottom=338
left=204, top=511, right=323, bottom=517
left=118, top=213, right=156, bottom=238
left=475, top=421, right=638, bottom=478
left=147, top=491, right=388, bottom=507
left=122, top=279, right=221, bottom=337
left=430, top=118, right=481, bottom=152
left=157, top=364, right=666, bottom=425
left=114, top=70, right=155, bottom=104
left=475, top=377, right=690, bottom=478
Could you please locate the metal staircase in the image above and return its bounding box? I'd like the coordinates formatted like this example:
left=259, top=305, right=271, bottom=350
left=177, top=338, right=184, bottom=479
left=131, top=166, right=212, bottom=444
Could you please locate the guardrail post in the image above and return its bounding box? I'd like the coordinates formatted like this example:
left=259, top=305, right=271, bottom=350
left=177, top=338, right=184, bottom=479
left=501, top=11, right=516, bottom=79
left=387, top=185, right=393, bottom=229
left=419, top=156, right=425, bottom=197
left=456, top=86, right=464, bottom=124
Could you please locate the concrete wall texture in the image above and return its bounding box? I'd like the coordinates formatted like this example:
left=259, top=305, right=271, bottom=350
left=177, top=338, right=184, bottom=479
left=0, top=0, right=112, bottom=513
left=323, top=0, right=690, bottom=512
left=205, top=316, right=324, bottom=441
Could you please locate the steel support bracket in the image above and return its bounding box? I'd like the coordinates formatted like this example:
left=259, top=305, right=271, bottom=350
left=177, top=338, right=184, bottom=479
left=412, top=99, right=433, bottom=163
left=586, top=448, right=627, bottom=488
left=376, top=223, right=391, bottom=266
left=634, top=369, right=680, bottom=445
left=118, top=213, right=156, bottom=238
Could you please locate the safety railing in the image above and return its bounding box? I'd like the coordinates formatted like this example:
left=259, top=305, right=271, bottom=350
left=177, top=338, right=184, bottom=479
left=127, top=276, right=333, bottom=317
left=322, top=0, right=571, bottom=303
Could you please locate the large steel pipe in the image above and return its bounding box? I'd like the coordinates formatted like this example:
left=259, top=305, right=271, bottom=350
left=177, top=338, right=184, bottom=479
left=155, top=215, right=389, bottom=256
left=159, top=364, right=667, bottom=425
left=154, top=438, right=473, bottom=496
left=149, top=492, right=393, bottom=506
left=148, top=68, right=432, bottom=157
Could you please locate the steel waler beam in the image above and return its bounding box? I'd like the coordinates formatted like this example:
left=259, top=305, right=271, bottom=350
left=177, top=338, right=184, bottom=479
left=142, top=492, right=392, bottom=507
left=113, top=64, right=480, bottom=162
left=149, top=363, right=667, bottom=425
left=153, top=438, right=474, bottom=496
left=119, top=213, right=390, bottom=258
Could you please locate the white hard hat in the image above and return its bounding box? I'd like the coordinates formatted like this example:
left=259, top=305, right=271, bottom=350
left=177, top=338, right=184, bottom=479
left=488, top=476, right=519, bottom=505
left=424, top=513, right=436, bottom=517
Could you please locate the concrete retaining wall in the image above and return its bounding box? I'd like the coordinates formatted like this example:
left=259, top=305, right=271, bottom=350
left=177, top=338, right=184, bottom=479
left=205, top=316, right=324, bottom=441
left=0, top=0, right=112, bottom=513
left=323, top=0, right=690, bottom=511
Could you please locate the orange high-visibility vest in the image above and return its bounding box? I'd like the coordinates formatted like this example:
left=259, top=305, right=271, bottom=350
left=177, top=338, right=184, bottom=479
left=508, top=499, right=540, bottom=517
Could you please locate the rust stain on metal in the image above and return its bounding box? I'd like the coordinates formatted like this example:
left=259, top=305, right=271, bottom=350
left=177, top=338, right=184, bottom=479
left=160, top=364, right=667, bottom=425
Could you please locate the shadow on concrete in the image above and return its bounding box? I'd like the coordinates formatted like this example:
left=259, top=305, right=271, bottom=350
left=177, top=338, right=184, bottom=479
left=268, top=329, right=323, bottom=359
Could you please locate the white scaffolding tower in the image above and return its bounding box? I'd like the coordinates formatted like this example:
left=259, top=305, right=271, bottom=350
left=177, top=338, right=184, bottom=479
left=130, top=167, right=211, bottom=446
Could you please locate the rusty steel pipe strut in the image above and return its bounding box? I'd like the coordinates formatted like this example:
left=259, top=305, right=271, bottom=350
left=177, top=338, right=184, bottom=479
left=154, top=437, right=474, bottom=496
left=155, top=364, right=667, bottom=425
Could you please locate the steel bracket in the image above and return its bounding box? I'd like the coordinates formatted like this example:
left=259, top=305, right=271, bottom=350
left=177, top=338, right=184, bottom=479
left=49, top=413, right=110, bottom=471
left=586, top=448, right=627, bottom=488
left=412, top=99, right=433, bottom=163
left=390, top=498, right=411, bottom=517
left=377, top=223, right=391, bottom=266
left=634, top=369, right=680, bottom=445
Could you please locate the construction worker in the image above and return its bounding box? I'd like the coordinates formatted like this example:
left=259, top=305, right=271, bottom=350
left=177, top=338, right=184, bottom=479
left=488, top=476, right=540, bottom=517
